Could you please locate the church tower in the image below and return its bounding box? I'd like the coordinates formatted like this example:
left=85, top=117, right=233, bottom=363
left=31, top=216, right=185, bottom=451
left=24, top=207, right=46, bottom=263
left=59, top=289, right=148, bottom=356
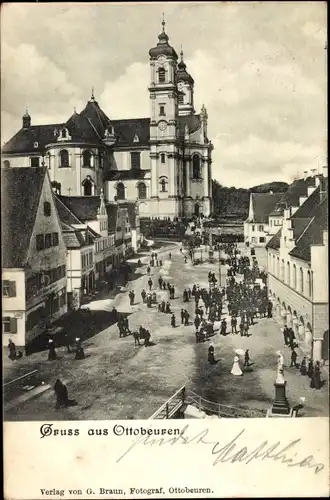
left=148, top=17, right=181, bottom=218
left=177, top=49, right=195, bottom=116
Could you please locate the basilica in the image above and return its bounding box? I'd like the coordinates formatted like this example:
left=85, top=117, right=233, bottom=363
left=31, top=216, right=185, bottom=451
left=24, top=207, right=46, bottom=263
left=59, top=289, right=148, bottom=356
left=2, top=20, right=214, bottom=219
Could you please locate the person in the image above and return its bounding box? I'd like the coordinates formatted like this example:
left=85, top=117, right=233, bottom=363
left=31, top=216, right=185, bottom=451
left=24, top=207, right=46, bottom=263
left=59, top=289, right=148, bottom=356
left=141, top=289, right=146, bottom=303
left=54, top=379, right=69, bottom=409
left=184, top=256, right=187, bottom=263
left=184, top=310, right=190, bottom=326
left=169, top=252, right=172, bottom=260
left=288, top=328, right=296, bottom=349
left=180, top=247, right=182, bottom=253
left=231, top=316, right=237, bottom=334
left=194, top=315, right=201, bottom=331
left=165, top=302, right=171, bottom=314
left=75, top=338, right=85, bottom=360
left=300, top=357, right=307, bottom=376
left=171, top=314, right=176, bottom=328
left=187, top=288, right=192, bottom=300
left=123, top=316, right=130, bottom=334
left=112, top=307, right=119, bottom=322
left=244, top=322, right=249, bottom=337
left=307, top=358, right=314, bottom=378
left=290, top=348, right=298, bottom=368
left=144, top=330, right=151, bottom=347
left=118, top=318, right=124, bottom=338
left=158, top=277, right=163, bottom=289
left=148, top=278, right=153, bottom=291
left=159, top=259, right=163, bottom=267
left=244, top=349, right=250, bottom=367
left=183, top=289, right=188, bottom=302
left=181, top=309, right=185, bottom=325
left=161, top=300, right=166, bottom=313
left=63, top=331, right=72, bottom=353
left=283, top=325, right=289, bottom=346
left=8, top=339, right=17, bottom=361
left=239, top=321, right=244, bottom=337
left=313, top=362, right=322, bottom=389
left=231, top=355, right=243, bottom=376
left=147, top=266, right=151, bottom=275
left=208, top=343, right=215, bottom=364
left=48, top=339, right=57, bottom=361
left=220, top=319, right=227, bottom=336
left=133, top=331, right=140, bottom=346
left=152, top=292, right=157, bottom=304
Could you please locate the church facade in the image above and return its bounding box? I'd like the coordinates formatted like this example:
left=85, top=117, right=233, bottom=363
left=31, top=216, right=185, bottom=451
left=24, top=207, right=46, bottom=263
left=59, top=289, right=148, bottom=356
left=2, top=21, right=213, bottom=219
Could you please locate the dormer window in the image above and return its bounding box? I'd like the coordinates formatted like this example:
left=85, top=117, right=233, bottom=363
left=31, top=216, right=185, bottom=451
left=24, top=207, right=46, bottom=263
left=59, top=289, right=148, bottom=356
left=61, top=128, right=67, bottom=138
left=158, top=67, right=166, bottom=83
left=34, top=142, right=39, bottom=148
left=133, top=134, right=139, bottom=143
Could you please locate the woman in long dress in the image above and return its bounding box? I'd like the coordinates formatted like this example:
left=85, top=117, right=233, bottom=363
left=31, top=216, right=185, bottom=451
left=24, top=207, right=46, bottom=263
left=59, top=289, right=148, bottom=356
left=231, top=355, right=243, bottom=376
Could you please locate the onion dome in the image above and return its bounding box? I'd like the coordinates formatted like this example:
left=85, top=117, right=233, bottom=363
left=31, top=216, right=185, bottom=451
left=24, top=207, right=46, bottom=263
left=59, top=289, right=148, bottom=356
left=177, top=48, right=194, bottom=85
left=22, top=108, right=31, bottom=128
left=149, top=17, right=178, bottom=60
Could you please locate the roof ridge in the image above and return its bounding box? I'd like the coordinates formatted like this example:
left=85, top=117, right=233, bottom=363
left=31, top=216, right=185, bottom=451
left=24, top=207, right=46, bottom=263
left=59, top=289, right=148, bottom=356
left=86, top=117, right=102, bottom=140
left=55, top=195, right=85, bottom=225
left=293, top=215, right=316, bottom=245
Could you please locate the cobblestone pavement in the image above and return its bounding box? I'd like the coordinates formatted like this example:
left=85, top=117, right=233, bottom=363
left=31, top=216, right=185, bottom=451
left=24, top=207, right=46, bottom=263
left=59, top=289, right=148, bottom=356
left=4, top=243, right=328, bottom=420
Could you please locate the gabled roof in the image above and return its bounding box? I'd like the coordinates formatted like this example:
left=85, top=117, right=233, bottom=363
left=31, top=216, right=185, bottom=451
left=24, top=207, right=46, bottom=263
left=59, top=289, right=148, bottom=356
left=291, top=217, right=312, bottom=240
left=1, top=167, right=47, bottom=267
left=112, top=118, right=150, bottom=147
left=104, top=170, right=149, bottom=181
left=266, top=229, right=281, bottom=250
left=57, top=195, right=101, bottom=222
left=291, top=185, right=320, bottom=218
left=54, top=196, right=84, bottom=226
left=1, top=124, right=65, bottom=154
left=270, top=177, right=317, bottom=216
left=289, top=196, right=328, bottom=262
left=250, top=192, right=284, bottom=223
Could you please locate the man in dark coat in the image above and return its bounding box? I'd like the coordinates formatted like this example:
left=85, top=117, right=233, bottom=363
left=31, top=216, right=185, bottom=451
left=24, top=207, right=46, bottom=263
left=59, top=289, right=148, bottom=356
left=171, top=314, right=176, bottom=328
left=244, top=349, right=250, bottom=367
left=181, top=309, right=185, bottom=324
left=148, top=278, right=153, bottom=291
left=141, top=289, right=147, bottom=303
left=220, top=319, right=227, bottom=336
left=8, top=339, right=17, bottom=361
left=48, top=339, right=57, bottom=361
left=307, top=359, right=314, bottom=378
left=299, top=357, right=307, bottom=375
left=283, top=325, right=289, bottom=346
left=184, top=310, right=190, bottom=326
left=231, top=316, right=237, bottom=334
left=75, top=339, right=85, bottom=360
left=54, top=379, right=69, bottom=409
left=290, top=348, right=298, bottom=367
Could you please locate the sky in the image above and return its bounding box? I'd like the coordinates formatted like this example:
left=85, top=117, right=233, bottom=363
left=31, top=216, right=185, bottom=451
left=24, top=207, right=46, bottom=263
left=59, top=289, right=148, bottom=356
left=1, top=2, right=327, bottom=187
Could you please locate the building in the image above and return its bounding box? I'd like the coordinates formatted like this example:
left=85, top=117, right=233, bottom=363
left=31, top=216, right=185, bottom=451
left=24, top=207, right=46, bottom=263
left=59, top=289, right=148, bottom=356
left=244, top=192, right=284, bottom=247
left=1, top=20, right=213, bottom=220
left=2, top=167, right=67, bottom=350
left=266, top=167, right=328, bottom=363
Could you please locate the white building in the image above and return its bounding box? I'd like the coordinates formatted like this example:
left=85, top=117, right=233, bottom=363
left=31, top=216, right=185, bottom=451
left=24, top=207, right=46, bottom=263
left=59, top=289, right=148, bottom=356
left=266, top=167, right=328, bottom=363
left=1, top=21, right=213, bottom=220
left=244, top=192, right=284, bottom=247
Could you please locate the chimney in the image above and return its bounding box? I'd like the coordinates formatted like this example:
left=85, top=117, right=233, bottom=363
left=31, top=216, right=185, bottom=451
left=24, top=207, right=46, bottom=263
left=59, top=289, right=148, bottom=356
left=322, top=165, right=328, bottom=178
left=303, top=171, right=308, bottom=181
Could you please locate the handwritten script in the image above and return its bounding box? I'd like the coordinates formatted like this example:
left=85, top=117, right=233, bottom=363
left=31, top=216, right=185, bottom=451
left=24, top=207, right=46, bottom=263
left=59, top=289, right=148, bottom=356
left=117, top=424, right=324, bottom=474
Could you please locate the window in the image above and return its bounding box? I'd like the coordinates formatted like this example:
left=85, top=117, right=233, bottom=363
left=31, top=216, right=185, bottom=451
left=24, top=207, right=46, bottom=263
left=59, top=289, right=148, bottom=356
left=138, top=182, right=147, bottom=199
left=259, top=237, right=265, bottom=243
left=61, top=128, right=67, bottom=138
left=36, top=234, right=45, bottom=251
left=116, top=183, right=125, bottom=200
left=286, top=262, right=290, bottom=285
left=277, top=257, right=280, bottom=277
left=131, top=152, right=141, bottom=169
left=2, top=280, right=16, bottom=297
left=83, top=178, right=93, bottom=196
left=280, top=259, right=284, bottom=281
left=192, top=155, right=201, bottom=179
left=178, top=93, right=184, bottom=104
left=160, top=178, right=167, bottom=192
left=3, top=160, right=10, bottom=168
left=159, top=105, right=165, bottom=116
left=59, top=149, right=69, bottom=168
left=251, top=237, right=257, bottom=243
left=258, top=225, right=264, bottom=232
left=30, top=157, right=40, bottom=168
left=158, top=67, right=165, bottom=83
left=161, top=153, right=166, bottom=163
left=83, top=150, right=92, bottom=167
left=299, top=268, right=304, bottom=293
left=45, top=233, right=52, bottom=249
left=293, top=264, right=297, bottom=288
left=44, top=202, right=51, bottom=216
left=306, top=271, right=312, bottom=297
left=252, top=225, right=255, bottom=232
left=51, top=232, right=59, bottom=246
left=3, top=316, right=17, bottom=334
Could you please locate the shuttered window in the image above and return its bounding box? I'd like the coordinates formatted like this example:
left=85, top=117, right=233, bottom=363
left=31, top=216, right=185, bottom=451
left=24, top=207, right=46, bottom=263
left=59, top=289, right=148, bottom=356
left=36, top=234, right=45, bottom=250
left=2, top=280, right=16, bottom=297
left=3, top=316, right=17, bottom=334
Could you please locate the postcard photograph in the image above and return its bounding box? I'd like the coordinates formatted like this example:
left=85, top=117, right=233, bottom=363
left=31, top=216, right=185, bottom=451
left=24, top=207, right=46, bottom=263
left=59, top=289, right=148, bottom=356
left=2, top=1, right=328, bottom=426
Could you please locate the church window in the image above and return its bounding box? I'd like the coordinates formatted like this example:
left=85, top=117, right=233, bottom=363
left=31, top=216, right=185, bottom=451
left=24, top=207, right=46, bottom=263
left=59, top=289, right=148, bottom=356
left=161, top=153, right=166, bottom=163
left=192, top=154, right=201, bottom=179
left=82, top=178, right=93, bottom=196
left=131, top=152, right=141, bottom=169
left=138, top=183, right=147, bottom=200
left=59, top=149, right=69, bottom=168
left=116, top=183, right=125, bottom=200
left=3, top=160, right=10, bottom=168
left=158, top=67, right=166, bottom=83
left=159, top=105, right=165, bottom=116
left=299, top=268, right=304, bottom=293
left=30, top=157, right=40, bottom=168
left=83, top=150, right=92, bottom=167
left=178, top=93, right=184, bottom=104
left=44, top=202, right=51, bottom=217
left=159, top=177, right=168, bottom=192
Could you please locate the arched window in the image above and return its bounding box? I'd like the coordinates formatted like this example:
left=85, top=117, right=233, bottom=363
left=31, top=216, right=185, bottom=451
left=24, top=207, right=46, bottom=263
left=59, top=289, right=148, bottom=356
left=306, top=271, right=312, bottom=297
left=272, top=254, right=275, bottom=274
left=116, top=183, right=125, bottom=200
left=59, top=149, right=69, bottom=168
left=159, top=177, right=168, bottom=192
left=280, top=259, right=285, bottom=281
left=138, top=183, right=147, bottom=199
left=192, top=155, right=201, bottom=179
left=277, top=257, right=280, bottom=277
left=83, top=179, right=92, bottom=196
left=3, top=160, right=10, bottom=168
left=83, top=150, right=92, bottom=167
left=286, top=262, right=290, bottom=285
left=299, top=268, right=304, bottom=293
left=158, top=67, right=165, bottom=83
left=293, top=264, right=297, bottom=289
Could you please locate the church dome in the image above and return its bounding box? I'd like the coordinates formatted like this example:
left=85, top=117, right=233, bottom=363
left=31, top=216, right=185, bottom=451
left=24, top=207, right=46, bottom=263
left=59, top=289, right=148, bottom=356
left=149, top=19, right=178, bottom=60
left=177, top=50, right=194, bottom=84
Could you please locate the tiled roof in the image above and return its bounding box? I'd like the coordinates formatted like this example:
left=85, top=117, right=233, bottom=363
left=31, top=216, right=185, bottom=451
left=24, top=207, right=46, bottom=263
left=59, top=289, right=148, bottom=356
left=291, top=217, right=312, bottom=240
left=1, top=167, right=47, bottom=267
left=79, top=100, right=113, bottom=139
left=291, top=186, right=320, bottom=218
left=251, top=193, right=284, bottom=223
left=266, top=229, right=281, bottom=250
left=106, top=204, right=118, bottom=232
left=66, top=111, right=102, bottom=143
left=177, top=114, right=202, bottom=140
left=57, top=195, right=101, bottom=222
left=112, top=118, right=150, bottom=147
left=55, top=196, right=84, bottom=226
left=289, top=196, right=328, bottom=262
left=104, top=170, right=149, bottom=181
left=2, top=124, right=65, bottom=154
left=270, top=177, right=317, bottom=215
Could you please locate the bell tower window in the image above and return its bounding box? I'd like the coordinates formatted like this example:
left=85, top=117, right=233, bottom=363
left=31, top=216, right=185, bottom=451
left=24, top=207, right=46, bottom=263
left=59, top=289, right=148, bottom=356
left=159, top=105, right=165, bottom=116
left=83, top=150, right=92, bottom=167
left=161, top=153, right=166, bottom=164
left=116, top=183, right=125, bottom=200
left=158, top=67, right=166, bottom=83
left=192, top=154, right=201, bottom=179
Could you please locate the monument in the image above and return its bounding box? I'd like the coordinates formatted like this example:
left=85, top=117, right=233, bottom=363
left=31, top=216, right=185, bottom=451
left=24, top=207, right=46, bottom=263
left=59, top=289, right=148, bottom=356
left=267, top=351, right=293, bottom=417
